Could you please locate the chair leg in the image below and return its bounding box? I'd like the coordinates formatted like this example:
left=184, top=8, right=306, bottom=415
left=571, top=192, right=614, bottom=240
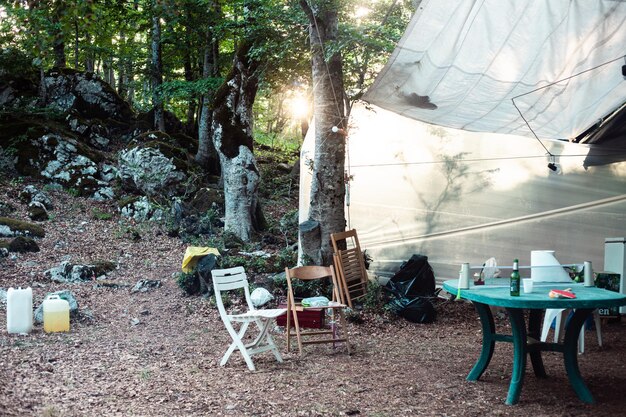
left=221, top=322, right=256, bottom=371
left=541, top=309, right=563, bottom=342
left=593, top=310, right=603, bottom=347
left=338, top=309, right=351, bottom=355
left=293, top=312, right=304, bottom=355
left=578, top=326, right=585, bottom=354
left=252, top=318, right=284, bottom=363
left=554, top=309, right=569, bottom=343
left=285, top=308, right=292, bottom=352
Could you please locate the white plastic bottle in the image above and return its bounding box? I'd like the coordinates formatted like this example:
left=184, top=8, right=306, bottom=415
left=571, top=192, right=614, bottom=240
left=7, top=287, right=33, bottom=334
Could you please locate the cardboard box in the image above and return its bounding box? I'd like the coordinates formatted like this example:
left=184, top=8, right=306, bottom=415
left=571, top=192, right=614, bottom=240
left=595, top=271, right=621, bottom=317
left=276, top=303, right=325, bottom=329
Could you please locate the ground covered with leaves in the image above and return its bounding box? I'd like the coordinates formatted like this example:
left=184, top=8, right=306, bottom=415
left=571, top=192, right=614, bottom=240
left=1, top=183, right=626, bottom=417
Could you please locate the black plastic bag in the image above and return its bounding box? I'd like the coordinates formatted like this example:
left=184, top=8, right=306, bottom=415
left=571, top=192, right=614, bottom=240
left=387, top=254, right=436, bottom=298
left=387, top=296, right=436, bottom=324
left=384, top=254, right=437, bottom=323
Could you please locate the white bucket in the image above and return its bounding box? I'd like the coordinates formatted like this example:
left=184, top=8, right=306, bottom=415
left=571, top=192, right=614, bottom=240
left=7, top=287, right=33, bottom=334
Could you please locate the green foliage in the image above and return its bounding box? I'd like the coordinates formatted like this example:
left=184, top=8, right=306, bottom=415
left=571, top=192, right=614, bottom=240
left=272, top=272, right=333, bottom=300
left=66, top=188, right=80, bottom=197
left=176, top=271, right=201, bottom=296
left=91, top=208, right=113, bottom=221
left=361, top=278, right=388, bottom=314
left=221, top=255, right=269, bottom=273
left=159, top=78, right=223, bottom=101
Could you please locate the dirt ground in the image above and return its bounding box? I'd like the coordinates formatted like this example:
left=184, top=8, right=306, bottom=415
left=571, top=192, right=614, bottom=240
left=2, top=185, right=626, bottom=417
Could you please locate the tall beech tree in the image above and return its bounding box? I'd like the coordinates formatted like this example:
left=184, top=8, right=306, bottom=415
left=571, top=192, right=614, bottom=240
left=298, top=0, right=347, bottom=266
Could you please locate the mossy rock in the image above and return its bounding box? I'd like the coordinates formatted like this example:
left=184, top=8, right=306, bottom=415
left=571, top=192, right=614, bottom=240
left=92, top=260, right=117, bottom=276
left=0, top=217, right=45, bottom=237
left=28, top=204, right=49, bottom=221
left=117, top=195, right=141, bottom=209
left=7, top=236, right=39, bottom=253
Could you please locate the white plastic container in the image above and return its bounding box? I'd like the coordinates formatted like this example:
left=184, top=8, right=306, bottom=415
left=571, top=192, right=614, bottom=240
left=43, top=295, right=70, bottom=333
left=7, top=287, right=33, bottom=334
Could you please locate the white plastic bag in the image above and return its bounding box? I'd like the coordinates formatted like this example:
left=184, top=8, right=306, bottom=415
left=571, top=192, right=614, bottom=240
left=250, top=287, right=273, bottom=307
left=482, top=257, right=500, bottom=279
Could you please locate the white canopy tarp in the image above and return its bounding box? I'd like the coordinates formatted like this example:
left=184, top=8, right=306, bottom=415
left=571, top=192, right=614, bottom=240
left=299, top=103, right=626, bottom=281
left=363, top=0, right=626, bottom=140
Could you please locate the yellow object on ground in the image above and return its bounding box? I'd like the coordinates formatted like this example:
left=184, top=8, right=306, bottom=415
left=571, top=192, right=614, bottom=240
left=182, top=247, right=220, bottom=273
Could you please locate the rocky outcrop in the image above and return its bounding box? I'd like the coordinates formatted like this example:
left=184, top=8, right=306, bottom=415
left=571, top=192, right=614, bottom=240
left=45, top=260, right=117, bottom=283
left=43, top=69, right=133, bottom=122
left=117, top=146, right=187, bottom=198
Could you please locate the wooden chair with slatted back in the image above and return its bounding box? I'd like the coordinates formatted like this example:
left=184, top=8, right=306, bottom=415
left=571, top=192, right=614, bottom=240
left=285, top=265, right=351, bottom=355
left=331, top=229, right=369, bottom=308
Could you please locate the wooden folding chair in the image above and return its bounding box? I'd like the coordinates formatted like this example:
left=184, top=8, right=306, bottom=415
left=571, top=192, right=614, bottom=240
left=285, top=265, right=351, bottom=355
left=212, top=267, right=287, bottom=371
left=331, top=229, right=369, bottom=308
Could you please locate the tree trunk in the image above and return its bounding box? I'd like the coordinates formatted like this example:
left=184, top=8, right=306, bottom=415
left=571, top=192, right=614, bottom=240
left=299, top=0, right=347, bottom=266
left=151, top=10, right=165, bottom=131
left=196, top=6, right=221, bottom=175
left=74, top=20, right=79, bottom=69
left=85, top=32, right=94, bottom=73
left=52, top=10, right=66, bottom=68
left=211, top=41, right=261, bottom=241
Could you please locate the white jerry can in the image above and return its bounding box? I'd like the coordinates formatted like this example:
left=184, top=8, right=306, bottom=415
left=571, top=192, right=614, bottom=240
left=7, top=287, right=33, bottom=334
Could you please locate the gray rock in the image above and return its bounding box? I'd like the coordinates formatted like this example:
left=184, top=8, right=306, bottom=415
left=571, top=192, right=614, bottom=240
left=45, top=261, right=73, bottom=282
left=0, top=288, right=7, bottom=304
left=0, top=225, right=13, bottom=237
left=45, top=261, right=100, bottom=283
left=120, top=196, right=163, bottom=222
left=131, top=279, right=162, bottom=293
left=99, top=163, right=118, bottom=182
left=20, top=185, right=53, bottom=210
left=92, top=187, right=115, bottom=201
left=34, top=290, right=79, bottom=323
left=117, top=147, right=186, bottom=198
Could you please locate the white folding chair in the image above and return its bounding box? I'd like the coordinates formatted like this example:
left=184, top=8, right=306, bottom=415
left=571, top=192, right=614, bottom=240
left=212, top=267, right=287, bottom=371
left=541, top=308, right=602, bottom=354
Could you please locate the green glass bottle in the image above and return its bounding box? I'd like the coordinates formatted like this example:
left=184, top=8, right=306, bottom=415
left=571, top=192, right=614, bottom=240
left=510, top=259, right=520, bottom=296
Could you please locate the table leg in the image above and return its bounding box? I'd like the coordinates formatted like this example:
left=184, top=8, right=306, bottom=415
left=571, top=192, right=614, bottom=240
left=564, top=308, right=595, bottom=404
left=505, top=308, right=527, bottom=405
left=467, top=302, right=495, bottom=381
left=528, top=309, right=546, bottom=378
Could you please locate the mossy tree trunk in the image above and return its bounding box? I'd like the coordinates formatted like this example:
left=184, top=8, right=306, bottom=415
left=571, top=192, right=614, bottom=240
left=299, top=0, right=347, bottom=266
left=211, top=41, right=262, bottom=241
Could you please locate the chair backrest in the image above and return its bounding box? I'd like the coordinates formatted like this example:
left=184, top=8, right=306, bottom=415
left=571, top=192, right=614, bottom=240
left=285, top=265, right=341, bottom=303
left=331, top=229, right=368, bottom=307
left=211, top=267, right=255, bottom=317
